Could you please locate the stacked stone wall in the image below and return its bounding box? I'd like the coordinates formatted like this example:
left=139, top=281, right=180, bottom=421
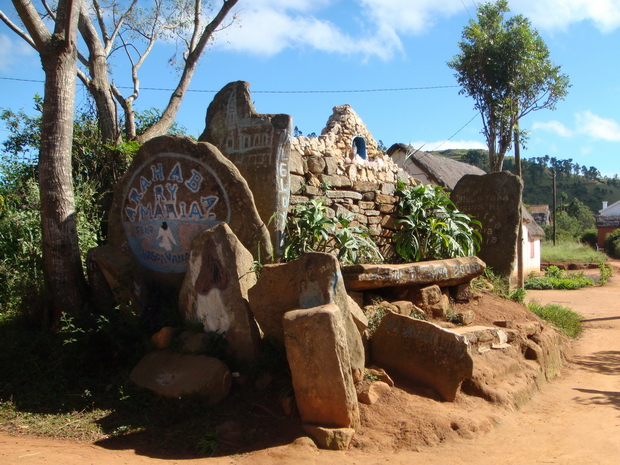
left=287, top=104, right=418, bottom=260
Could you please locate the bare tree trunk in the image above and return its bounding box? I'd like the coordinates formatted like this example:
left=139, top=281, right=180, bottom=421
left=37, top=0, right=89, bottom=322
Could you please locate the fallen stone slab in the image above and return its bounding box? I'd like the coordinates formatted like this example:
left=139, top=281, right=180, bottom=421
left=302, top=425, right=355, bottom=451
left=248, top=252, right=364, bottom=381
left=129, top=351, right=231, bottom=402
left=341, top=256, right=486, bottom=291
left=372, top=312, right=473, bottom=401
left=284, top=304, right=360, bottom=430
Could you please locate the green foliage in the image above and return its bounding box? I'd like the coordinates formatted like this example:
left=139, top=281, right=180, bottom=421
left=448, top=0, right=569, bottom=172
left=524, top=266, right=595, bottom=290
left=393, top=182, right=482, bottom=262
left=540, top=241, right=608, bottom=263
left=507, top=287, right=527, bottom=303
left=604, top=229, right=620, bottom=259
left=598, top=262, right=613, bottom=285
left=196, top=431, right=219, bottom=457
left=527, top=301, right=584, bottom=338
left=580, top=229, right=598, bottom=248
left=284, top=199, right=383, bottom=265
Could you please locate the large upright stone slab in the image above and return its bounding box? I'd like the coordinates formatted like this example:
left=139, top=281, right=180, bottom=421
left=283, top=304, right=360, bottom=429
left=248, top=253, right=365, bottom=381
left=372, top=312, right=473, bottom=401
left=451, top=172, right=523, bottom=278
left=200, top=81, right=292, bottom=257
left=107, top=135, right=272, bottom=288
left=342, top=256, right=486, bottom=291
left=179, top=222, right=261, bottom=363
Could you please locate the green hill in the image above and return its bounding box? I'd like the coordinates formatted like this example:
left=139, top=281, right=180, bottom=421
left=431, top=149, right=620, bottom=214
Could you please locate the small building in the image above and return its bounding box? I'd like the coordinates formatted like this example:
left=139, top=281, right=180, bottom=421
left=596, top=200, right=620, bottom=248
left=388, top=144, right=544, bottom=278
left=528, top=205, right=551, bottom=227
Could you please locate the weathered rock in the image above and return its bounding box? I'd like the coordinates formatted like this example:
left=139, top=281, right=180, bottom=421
left=451, top=282, right=474, bottom=301
left=366, top=366, right=395, bottom=387
left=179, top=330, right=209, bottom=354
left=107, top=135, right=272, bottom=289
left=357, top=380, right=391, bottom=405
left=302, top=425, right=355, bottom=451
left=199, top=81, right=291, bottom=257
left=342, top=257, right=486, bottom=291
left=151, top=326, right=178, bottom=349
left=86, top=245, right=147, bottom=312
left=129, top=351, right=231, bottom=402
left=179, top=222, right=261, bottom=363
left=248, top=253, right=365, bottom=381
left=284, top=305, right=360, bottom=429
left=452, top=172, right=523, bottom=278
left=347, top=295, right=368, bottom=335
left=372, top=312, right=473, bottom=401
left=455, top=310, right=476, bottom=326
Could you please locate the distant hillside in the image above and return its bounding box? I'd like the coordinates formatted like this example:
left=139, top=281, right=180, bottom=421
left=429, top=149, right=620, bottom=214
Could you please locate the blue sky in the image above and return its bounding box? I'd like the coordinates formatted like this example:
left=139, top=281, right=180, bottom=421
left=1, top=0, right=620, bottom=178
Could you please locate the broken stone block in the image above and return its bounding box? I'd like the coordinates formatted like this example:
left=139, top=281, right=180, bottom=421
left=451, top=282, right=474, bottom=301
left=302, top=425, right=355, bottom=451
left=455, top=310, right=475, bottom=326
left=248, top=253, right=364, bottom=381
left=357, top=381, right=391, bottom=405
left=283, top=304, right=360, bottom=429
left=179, top=223, right=261, bottom=364
left=130, top=351, right=231, bottom=402
left=371, top=312, right=473, bottom=401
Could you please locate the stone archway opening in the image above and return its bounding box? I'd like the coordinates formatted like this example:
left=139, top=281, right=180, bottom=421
left=352, top=136, right=367, bottom=160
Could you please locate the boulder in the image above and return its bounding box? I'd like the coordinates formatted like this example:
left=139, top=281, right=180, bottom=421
left=302, top=425, right=355, bottom=451
left=248, top=253, right=364, bottom=381
left=179, top=223, right=261, bottom=363
left=372, top=312, right=473, bottom=401
left=284, top=304, right=360, bottom=429
left=129, top=351, right=231, bottom=402
left=357, top=381, right=391, bottom=405
left=342, top=256, right=486, bottom=291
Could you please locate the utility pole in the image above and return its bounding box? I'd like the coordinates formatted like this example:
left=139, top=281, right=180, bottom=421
left=552, top=168, right=557, bottom=246
left=514, top=128, right=524, bottom=289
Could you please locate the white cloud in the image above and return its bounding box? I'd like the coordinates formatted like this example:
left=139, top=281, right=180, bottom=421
left=217, top=0, right=620, bottom=59
left=532, top=120, right=573, bottom=137
left=575, top=110, right=620, bottom=141
left=515, top=0, right=620, bottom=33
left=0, top=33, right=36, bottom=73
left=409, top=139, right=487, bottom=151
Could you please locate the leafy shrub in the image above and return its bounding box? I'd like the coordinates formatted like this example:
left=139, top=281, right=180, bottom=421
left=580, top=229, right=598, bottom=248
left=604, top=229, right=620, bottom=259
left=284, top=199, right=382, bottom=265
left=524, top=266, right=594, bottom=290
left=393, top=182, right=481, bottom=262
left=527, top=301, right=584, bottom=338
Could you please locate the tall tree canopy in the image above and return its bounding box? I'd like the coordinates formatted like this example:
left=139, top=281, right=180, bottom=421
left=1, top=0, right=238, bottom=146
left=448, top=0, right=569, bottom=172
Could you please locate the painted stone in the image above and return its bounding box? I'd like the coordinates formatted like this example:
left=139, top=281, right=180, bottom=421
left=372, top=312, right=474, bottom=401
left=179, top=222, right=261, bottom=363
left=451, top=171, right=523, bottom=278
left=200, top=81, right=292, bottom=257
left=284, top=304, right=360, bottom=430
left=107, top=135, right=272, bottom=285
left=248, top=253, right=365, bottom=381
left=342, top=256, right=486, bottom=291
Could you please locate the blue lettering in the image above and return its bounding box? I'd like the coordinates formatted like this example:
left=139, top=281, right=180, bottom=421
left=140, top=176, right=151, bottom=193
left=188, top=201, right=203, bottom=219
left=185, top=170, right=203, bottom=192
left=154, top=185, right=165, bottom=201
left=201, top=196, right=218, bottom=212
left=154, top=204, right=165, bottom=219
left=169, top=163, right=183, bottom=183
left=125, top=207, right=137, bottom=222
left=129, top=188, right=142, bottom=205
left=151, top=163, right=164, bottom=181
left=139, top=204, right=153, bottom=221
left=166, top=183, right=178, bottom=201
left=179, top=202, right=187, bottom=218
left=165, top=203, right=178, bottom=219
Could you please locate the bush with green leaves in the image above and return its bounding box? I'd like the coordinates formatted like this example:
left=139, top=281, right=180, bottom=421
left=527, top=301, right=584, bottom=338
left=604, top=229, right=620, bottom=259
left=393, top=182, right=482, bottom=262
left=524, top=265, right=594, bottom=290
left=283, top=199, right=382, bottom=265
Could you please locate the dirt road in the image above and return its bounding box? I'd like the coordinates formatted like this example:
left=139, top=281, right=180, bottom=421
left=2, top=271, right=619, bottom=464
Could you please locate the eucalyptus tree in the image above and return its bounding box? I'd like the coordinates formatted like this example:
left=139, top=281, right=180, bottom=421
left=448, top=0, right=569, bottom=172
left=1, top=0, right=239, bottom=145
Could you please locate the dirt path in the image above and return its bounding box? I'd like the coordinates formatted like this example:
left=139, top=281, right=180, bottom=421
left=2, top=271, right=620, bottom=464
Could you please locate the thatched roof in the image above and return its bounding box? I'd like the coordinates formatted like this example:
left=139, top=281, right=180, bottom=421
left=387, top=144, right=486, bottom=190
left=596, top=215, right=620, bottom=228
left=523, top=207, right=545, bottom=237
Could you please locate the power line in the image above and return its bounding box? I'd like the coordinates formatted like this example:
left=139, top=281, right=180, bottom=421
left=430, top=113, right=479, bottom=151
left=0, top=76, right=458, bottom=94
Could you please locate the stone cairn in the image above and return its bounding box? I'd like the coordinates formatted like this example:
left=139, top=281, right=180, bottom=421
left=289, top=104, right=416, bottom=259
